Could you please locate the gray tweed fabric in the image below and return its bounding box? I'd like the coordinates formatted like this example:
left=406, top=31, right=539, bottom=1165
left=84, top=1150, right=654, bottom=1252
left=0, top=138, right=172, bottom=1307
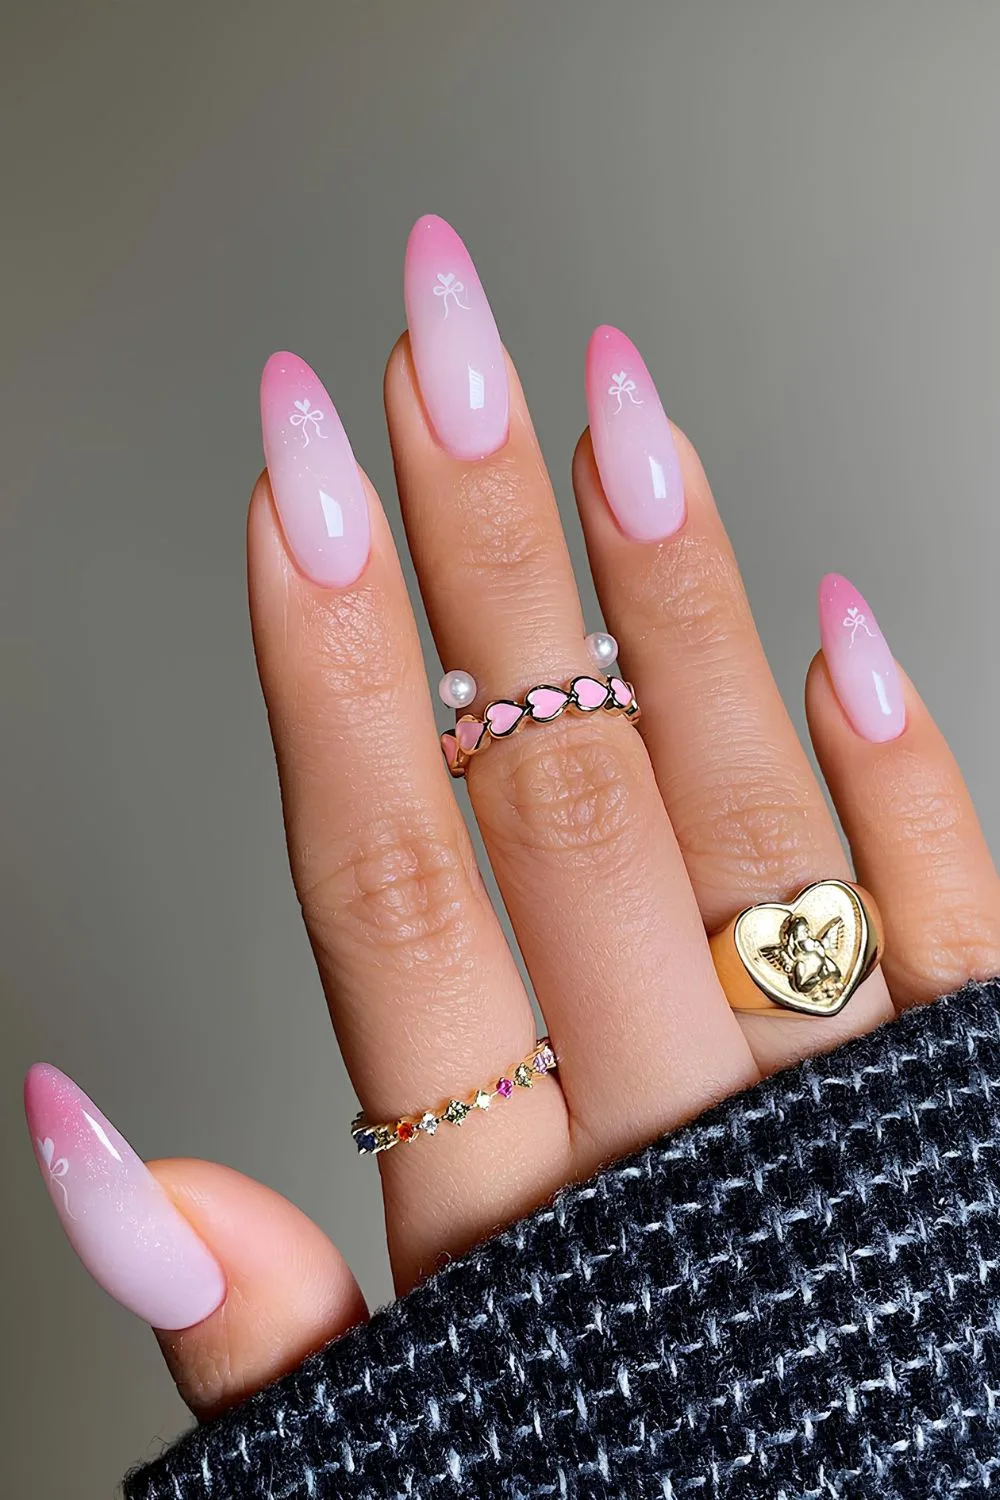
left=125, top=978, right=1000, bottom=1499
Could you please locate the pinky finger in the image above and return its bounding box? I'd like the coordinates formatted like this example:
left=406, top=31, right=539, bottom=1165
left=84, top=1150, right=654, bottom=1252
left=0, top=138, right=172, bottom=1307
left=25, top=1065, right=366, bottom=1421
left=806, top=574, right=1000, bottom=1010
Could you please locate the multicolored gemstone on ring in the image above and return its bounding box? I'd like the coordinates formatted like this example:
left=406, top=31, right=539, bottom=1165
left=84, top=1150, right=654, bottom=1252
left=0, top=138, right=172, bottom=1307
left=351, top=1038, right=558, bottom=1155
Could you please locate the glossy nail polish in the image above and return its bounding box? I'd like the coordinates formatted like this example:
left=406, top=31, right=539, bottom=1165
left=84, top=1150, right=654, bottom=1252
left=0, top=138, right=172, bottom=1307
left=404, top=214, right=509, bottom=460
left=24, top=1063, right=226, bottom=1329
left=586, top=325, right=685, bottom=542
left=260, top=351, right=370, bottom=588
left=818, top=573, right=905, bottom=743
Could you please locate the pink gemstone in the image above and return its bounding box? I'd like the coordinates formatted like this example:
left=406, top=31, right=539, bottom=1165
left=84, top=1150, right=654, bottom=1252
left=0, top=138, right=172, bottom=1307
left=572, top=676, right=610, bottom=710
left=455, top=718, right=485, bottom=753
left=441, top=732, right=458, bottom=768
left=609, top=677, right=633, bottom=708
left=496, top=1077, right=514, bottom=1099
left=485, top=700, right=524, bottom=737
left=525, top=686, right=569, bottom=722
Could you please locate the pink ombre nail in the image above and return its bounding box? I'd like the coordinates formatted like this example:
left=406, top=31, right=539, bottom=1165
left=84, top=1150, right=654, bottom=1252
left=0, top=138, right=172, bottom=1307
left=260, top=352, right=370, bottom=589
left=586, top=326, right=685, bottom=541
left=818, top=574, right=906, bottom=743
left=24, top=1064, right=226, bottom=1329
left=404, top=215, right=509, bottom=460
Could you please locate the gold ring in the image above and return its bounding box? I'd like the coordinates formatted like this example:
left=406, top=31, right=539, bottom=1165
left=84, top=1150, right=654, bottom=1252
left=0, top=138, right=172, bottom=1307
left=441, top=674, right=640, bottom=778
left=351, top=1038, right=557, bottom=1156
left=709, top=879, right=884, bottom=1018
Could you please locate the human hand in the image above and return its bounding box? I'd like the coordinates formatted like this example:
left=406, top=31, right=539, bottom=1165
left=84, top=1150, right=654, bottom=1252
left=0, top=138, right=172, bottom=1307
left=25, top=215, right=1000, bottom=1422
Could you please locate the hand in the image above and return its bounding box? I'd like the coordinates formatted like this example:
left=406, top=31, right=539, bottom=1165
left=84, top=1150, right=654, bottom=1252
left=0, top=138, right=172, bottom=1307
left=26, top=215, right=1000, bottom=1423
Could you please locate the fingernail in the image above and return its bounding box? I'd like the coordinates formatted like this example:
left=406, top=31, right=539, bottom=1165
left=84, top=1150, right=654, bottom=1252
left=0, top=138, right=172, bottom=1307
left=818, top=573, right=906, bottom=742
left=404, top=214, right=509, bottom=460
left=24, top=1063, right=226, bottom=1330
left=586, top=325, right=685, bottom=541
left=260, top=351, right=371, bottom=589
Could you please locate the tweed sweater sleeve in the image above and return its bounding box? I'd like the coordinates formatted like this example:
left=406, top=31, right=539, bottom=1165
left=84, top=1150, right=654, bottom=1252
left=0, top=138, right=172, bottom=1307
left=125, top=979, right=1000, bottom=1500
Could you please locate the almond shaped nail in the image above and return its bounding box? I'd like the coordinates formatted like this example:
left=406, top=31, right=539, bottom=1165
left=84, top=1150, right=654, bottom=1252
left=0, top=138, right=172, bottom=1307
left=24, top=1063, right=226, bottom=1330
left=818, top=573, right=906, bottom=743
left=260, top=351, right=371, bottom=589
left=586, top=325, right=685, bottom=542
left=404, top=214, right=509, bottom=460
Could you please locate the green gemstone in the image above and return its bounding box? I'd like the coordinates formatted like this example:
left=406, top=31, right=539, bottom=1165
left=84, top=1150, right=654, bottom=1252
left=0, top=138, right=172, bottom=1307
left=514, top=1064, right=534, bottom=1088
left=444, top=1098, right=470, bottom=1125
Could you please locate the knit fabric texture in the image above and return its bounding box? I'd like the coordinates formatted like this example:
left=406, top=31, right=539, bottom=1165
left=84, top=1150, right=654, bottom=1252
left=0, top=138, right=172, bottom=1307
left=125, top=978, right=1000, bottom=1499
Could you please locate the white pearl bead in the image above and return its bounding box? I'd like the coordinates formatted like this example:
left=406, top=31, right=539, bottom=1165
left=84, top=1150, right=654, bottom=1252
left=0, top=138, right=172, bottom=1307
left=585, top=631, right=618, bottom=669
left=438, top=669, right=477, bottom=710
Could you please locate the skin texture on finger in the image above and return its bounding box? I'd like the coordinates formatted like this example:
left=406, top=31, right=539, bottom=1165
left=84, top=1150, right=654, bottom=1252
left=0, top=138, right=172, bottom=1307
left=249, top=473, right=570, bottom=1290
left=150, top=1160, right=367, bottom=1421
left=807, top=651, right=1000, bottom=1009
left=385, top=333, right=757, bottom=1166
left=573, top=398, right=895, bottom=1070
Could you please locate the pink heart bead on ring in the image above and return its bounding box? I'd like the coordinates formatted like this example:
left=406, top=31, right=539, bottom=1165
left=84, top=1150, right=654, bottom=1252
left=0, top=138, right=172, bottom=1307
left=455, top=717, right=487, bottom=753
left=571, top=676, right=611, bottom=711
left=484, top=700, right=526, bottom=737
left=525, top=686, right=570, bottom=721
left=441, top=672, right=639, bottom=777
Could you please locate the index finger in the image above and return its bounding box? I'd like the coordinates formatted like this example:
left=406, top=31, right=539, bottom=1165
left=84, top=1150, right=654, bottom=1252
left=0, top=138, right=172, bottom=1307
left=252, top=353, right=562, bottom=1288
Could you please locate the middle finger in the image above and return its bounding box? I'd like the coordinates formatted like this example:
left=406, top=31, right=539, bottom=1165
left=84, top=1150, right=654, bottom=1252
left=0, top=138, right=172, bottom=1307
left=386, top=217, right=757, bottom=1165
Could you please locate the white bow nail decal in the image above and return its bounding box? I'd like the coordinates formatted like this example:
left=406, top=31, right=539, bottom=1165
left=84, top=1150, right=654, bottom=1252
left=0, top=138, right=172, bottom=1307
left=433, top=271, right=470, bottom=317
left=38, top=1135, right=75, bottom=1217
left=842, top=605, right=876, bottom=647
left=608, top=371, right=643, bottom=414
left=288, top=398, right=328, bottom=448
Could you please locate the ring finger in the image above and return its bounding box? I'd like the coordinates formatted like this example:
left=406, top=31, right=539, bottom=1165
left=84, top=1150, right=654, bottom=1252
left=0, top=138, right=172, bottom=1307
left=574, top=325, right=896, bottom=1068
left=386, top=218, right=757, bottom=1168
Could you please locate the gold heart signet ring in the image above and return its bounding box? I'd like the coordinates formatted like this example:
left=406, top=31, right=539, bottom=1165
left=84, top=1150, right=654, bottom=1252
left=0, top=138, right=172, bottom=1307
left=709, top=879, right=884, bottom=1018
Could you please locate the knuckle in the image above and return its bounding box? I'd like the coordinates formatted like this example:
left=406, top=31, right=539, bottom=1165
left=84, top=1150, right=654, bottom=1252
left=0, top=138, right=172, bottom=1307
left=890, top=896, right=1000, bottom=1000
left=487, top=725, right=644, bottom=866
left=630, top=532, right=750, bottom=652
left=168, top=1318, right=241, bottom=1419
left=924, top=907, right=1000, bottom=979
left=853, top=754, right=1000, bottom=998
left=865, top=749, right=975, bottom=861
left=879, top=773, right=969, bottom=860
left=452, top=461, right=557, bottom=588
left=301, top=579, right=412, bottom=702
left=299, top=819, right=479, bottom=970
left=675, top=767, right=831, bottom=895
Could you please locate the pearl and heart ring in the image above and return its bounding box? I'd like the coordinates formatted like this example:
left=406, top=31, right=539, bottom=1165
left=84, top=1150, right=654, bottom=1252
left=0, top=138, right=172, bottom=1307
left=440, top=671, right=640, bottom=778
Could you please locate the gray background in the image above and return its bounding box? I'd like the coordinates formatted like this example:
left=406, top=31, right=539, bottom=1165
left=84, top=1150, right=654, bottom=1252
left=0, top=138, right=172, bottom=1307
left=2, top=1, right=998, bottom=1494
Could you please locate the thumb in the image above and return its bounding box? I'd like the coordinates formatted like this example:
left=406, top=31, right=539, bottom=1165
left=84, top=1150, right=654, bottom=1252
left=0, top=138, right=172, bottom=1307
left=24, top=1064, right=367, bottom=1421
left=150, top=1158, right=367, bottom=1418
